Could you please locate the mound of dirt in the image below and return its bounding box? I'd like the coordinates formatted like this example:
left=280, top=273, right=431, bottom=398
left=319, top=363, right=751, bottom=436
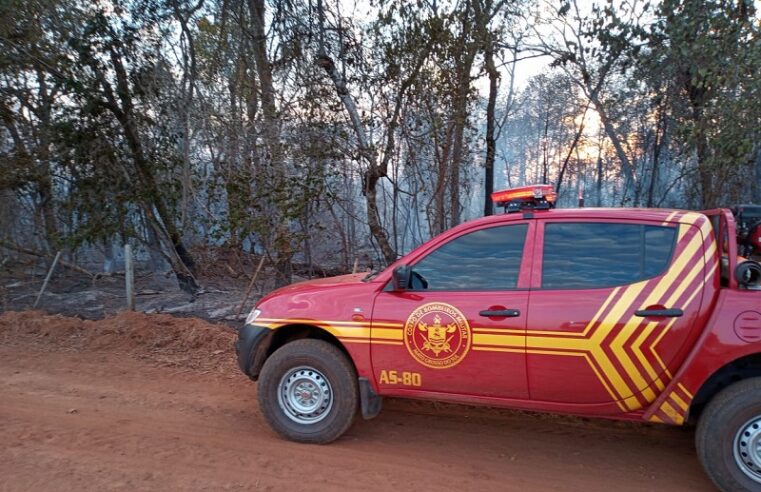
left=0, top=310, right=237, bottom=373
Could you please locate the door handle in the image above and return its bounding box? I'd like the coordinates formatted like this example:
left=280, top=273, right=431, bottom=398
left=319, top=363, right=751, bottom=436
left=634, top=308, right=683, bottom=318
left=479, top=309, right=521, bottom=318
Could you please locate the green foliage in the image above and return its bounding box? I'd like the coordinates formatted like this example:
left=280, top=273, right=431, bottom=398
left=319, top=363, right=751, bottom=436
left=1, top=0, right=759, bottom=271
left=642, top=0, right=761, bottom=206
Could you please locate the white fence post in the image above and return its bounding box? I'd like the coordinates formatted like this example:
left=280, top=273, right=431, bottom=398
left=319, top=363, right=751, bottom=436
left=33, top=251, right=61, bottom=308
left=125, top=244, right=135, bottom=311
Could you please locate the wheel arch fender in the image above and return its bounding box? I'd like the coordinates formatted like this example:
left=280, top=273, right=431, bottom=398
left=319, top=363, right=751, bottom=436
left=689, top=351, right=761, bottom=421
left=242, top=323, right=358, bottom=380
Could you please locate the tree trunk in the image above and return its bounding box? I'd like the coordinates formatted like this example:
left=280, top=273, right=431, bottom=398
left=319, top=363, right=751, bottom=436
left=169, top=0, right=199, bottom=231
left=541, top=110, right=550, bottom=184
left=248, top=0, right=293, bottom=286
left=448, top=27, right=477, bottom=228
left=316, top=51, right=398, bottom=264
left=753, top=146, right=761, bottom=204
left=97, top=47, right=198, bottom=292
left=313, top=0, right=428, bottom=263
left=34, top=68, right=59, bottom=251
left=696, top=134, right=714, bottom=208
left=432, top=124, right=453, bottom=235
left=588, top=93, right=636, bottom=192
left=483, top=43, right=498, bottom=217
left=596, top=155, right=604, bottom=207
left=646, top=112, right=665, bottom=208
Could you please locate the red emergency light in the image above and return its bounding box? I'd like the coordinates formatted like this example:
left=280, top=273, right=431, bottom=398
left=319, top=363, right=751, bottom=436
left=491, top=184, right=557, bottom=213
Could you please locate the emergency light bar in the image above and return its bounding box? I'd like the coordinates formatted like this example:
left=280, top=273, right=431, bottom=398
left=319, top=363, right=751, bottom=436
left=491, top=184, right=557, bottom=213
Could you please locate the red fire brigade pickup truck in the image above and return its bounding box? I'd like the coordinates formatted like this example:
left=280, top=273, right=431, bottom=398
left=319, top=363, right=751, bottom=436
left=236, top=185, right=761, bottom=492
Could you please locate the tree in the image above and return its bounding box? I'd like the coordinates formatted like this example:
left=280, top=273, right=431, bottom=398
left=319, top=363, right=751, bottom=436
left=644, top=0, right=761, bottom=207
left=531, top=0, right=650, bottom=200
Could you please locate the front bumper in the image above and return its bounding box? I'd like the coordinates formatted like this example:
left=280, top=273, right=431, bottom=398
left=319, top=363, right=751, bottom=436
left=235, top=324, right=273, bottom=380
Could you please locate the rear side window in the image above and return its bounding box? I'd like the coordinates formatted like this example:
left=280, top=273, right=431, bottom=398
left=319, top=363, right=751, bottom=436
left=412, top=224, right=528, bottom=291
left=542, top=222, right=677, bottom=289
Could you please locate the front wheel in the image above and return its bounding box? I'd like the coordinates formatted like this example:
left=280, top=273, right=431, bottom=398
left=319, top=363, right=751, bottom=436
left=696, top=377, right=761, bottom=491
left=257, top=339, right=358, bottom=443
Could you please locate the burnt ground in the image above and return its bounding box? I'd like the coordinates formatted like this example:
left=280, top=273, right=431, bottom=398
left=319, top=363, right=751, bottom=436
left=0, top=254, right=283, bottom=325
left=0, top=246, right=364, bottom=325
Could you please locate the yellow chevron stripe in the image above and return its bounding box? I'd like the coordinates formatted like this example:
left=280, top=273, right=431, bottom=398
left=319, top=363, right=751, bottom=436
left=470, top=286, right=622, bottom=338
left=641, top=225, right=701, bottom=310
left=662, top=211, right=679, bottom=225
left=368, top=340, right=403, bottom=346
left=582, top=353, right=629, bottom=412
left=324, top=326, right=371, bottom=338
left=524, top=349, right=586, bottom=356
left=664, top=240, right=715, bottom=308
left=526, top=350, right=628, bottom=411
left=589, top=346, right=638, bottom=408
left=524, top=286, right=622, bottom=338
left=372, top=328, right=403, bottom=341
left=660, top=401, right=684, bottom=424
left=670, top=392, right=689, bottom=411
left=610, top=224, right=701, bottom=396
left=590, top=282, right=649, bottom=345
left=650, top=415, right=664, bottom=423
left=602, top=217, right=702, bottom=407
left=610, top=316, right=657, bottom=401
left=631, top=321, right=661, bottom=383
left=680, top=212, right=703, bottom=228
left=649, top=257, right=715, bottom=375
left=257, top=317, right=366, bottom=326
left=472, top=346, right=523, bottom=353
left=696, top=214, right=713, bottom=240
left=474, top=333, right=524, bottom=348
left=677, top=384, right=694, bottom=400
left=677, top=383, right=694, bottom=399
left=623, top=395, right=644, bottom=409
left=472, top=328, right=525, bottom=334
left=589, top=282, right=650, bottom=405
left=258, top=317, right=404, bottom=329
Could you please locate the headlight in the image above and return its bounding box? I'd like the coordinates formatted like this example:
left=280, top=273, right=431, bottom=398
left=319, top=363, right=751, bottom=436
left=245, top=308, right=262, bottom=325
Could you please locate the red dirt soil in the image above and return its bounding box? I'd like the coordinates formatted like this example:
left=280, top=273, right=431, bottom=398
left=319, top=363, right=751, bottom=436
left=0, top=311, right=716, bottom=491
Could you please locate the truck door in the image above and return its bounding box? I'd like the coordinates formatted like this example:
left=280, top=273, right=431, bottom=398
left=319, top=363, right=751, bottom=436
left=370, top=221, right=533, bottom=400
left=525, top=216, right=711, bottom=414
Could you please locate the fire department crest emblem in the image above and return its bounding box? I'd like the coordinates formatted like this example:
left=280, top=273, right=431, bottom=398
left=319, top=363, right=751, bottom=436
left=404, top=302, right=471, bottom=369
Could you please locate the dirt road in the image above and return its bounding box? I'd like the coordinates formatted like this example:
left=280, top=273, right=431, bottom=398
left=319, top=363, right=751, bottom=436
left=0, top=311, right=716, bottom=491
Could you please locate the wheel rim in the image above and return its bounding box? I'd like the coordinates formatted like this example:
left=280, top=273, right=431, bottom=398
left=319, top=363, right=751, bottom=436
left=277, top=366, right=333, bottom=425
left=734, top=415, right=761, bottom=483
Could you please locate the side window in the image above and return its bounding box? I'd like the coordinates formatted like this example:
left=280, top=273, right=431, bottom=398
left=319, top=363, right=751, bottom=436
left=411, top=224, right=528, bottom=291
left=542, top=222, right=676, bottom=289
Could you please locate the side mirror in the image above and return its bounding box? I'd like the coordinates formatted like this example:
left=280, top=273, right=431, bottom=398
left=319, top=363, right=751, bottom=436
left=392, top=265, right=411, bottom=291
left=736, top=261, right=761, bottom=288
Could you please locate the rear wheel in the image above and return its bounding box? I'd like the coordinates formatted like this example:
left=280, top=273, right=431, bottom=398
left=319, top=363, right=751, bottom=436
left=257, top=339, right=358, bottom=443
left=696, top=377, right=761, bottom=491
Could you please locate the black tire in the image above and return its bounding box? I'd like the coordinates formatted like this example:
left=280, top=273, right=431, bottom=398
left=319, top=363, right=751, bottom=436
left=257, top=339, right=358, bottom=444
left=696, top=377, right=761, bottom=492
